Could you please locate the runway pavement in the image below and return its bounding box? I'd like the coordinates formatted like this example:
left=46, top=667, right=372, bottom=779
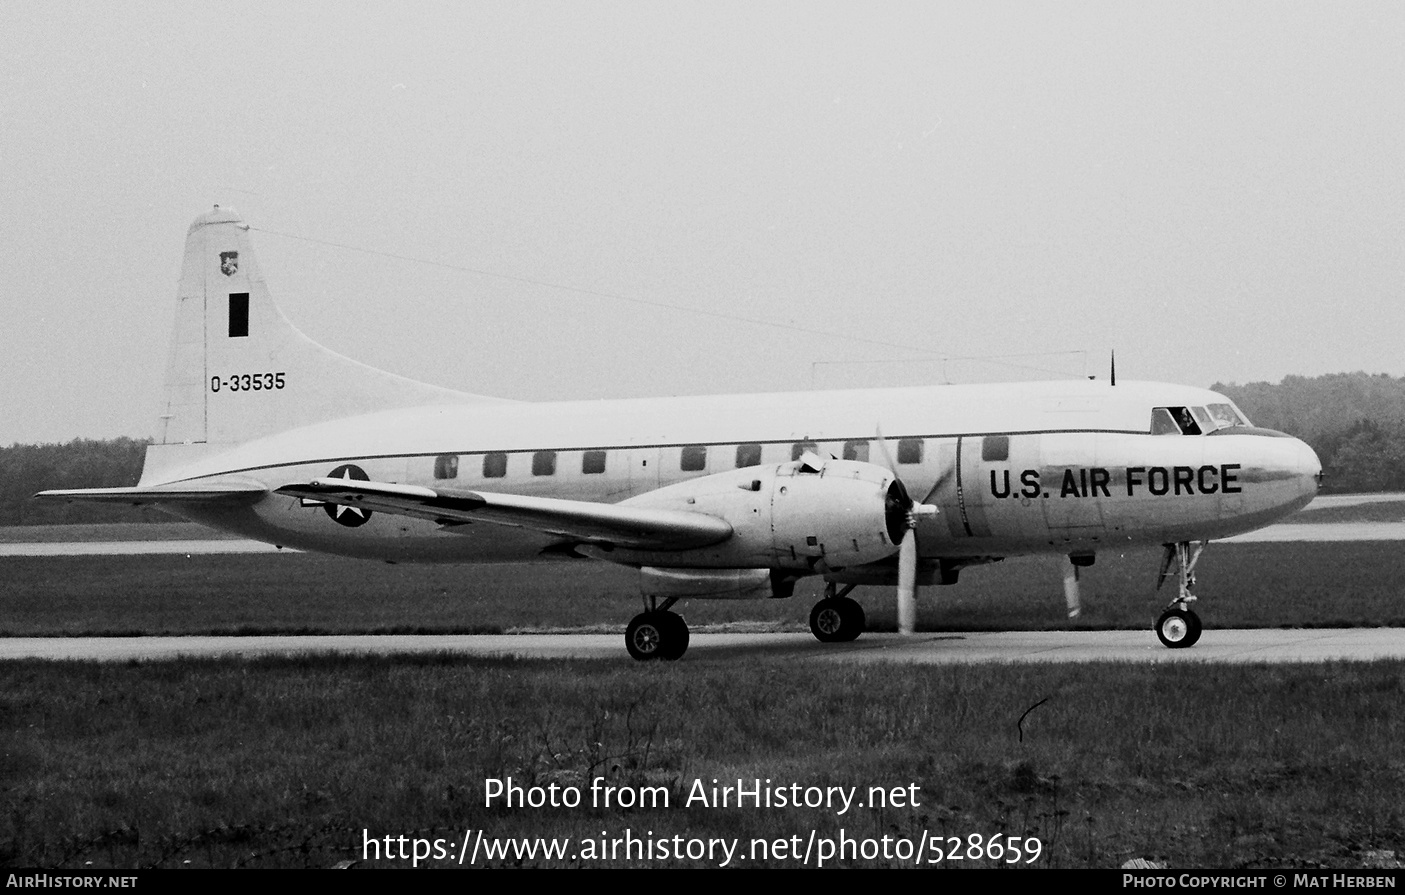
left=2, top=628, right=1401, bottom=664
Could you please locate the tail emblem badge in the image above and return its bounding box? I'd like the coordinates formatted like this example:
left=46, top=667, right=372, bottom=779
left=219, top=251, right=240, bottom=276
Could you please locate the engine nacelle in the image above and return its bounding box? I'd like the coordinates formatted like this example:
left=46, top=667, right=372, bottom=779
left=594, top=456, right=909, bottom=572
left=639, top=566, right=780, bottom=600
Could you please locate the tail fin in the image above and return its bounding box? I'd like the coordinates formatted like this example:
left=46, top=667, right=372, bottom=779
left=144, top=207, right=501, bottom=479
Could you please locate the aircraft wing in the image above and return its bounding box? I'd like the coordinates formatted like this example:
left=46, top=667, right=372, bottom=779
left=34, top=481, right=268, bottom=505
left=276, top=478, right=733, bottom=551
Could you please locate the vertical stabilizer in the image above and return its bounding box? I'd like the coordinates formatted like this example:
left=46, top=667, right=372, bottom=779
left=146, top=207, right=501, bottom=478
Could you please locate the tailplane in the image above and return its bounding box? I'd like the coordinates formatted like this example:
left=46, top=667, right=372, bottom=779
left=144, top=206, right=502, bottom=480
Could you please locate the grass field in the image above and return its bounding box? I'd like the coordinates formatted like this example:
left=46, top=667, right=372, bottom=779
left=2, top=655, right=1402, bottom=869
left=3, top=541, right=1404, bottom=636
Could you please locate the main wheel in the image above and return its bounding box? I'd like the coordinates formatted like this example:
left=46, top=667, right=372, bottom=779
left=1155, top=607, right=1202, bottom=649
left=810, top=598, right=865, bottom=643
left=625, top=611, right=689, bottom=661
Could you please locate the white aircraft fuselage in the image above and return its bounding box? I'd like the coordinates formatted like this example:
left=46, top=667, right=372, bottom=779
left=165, top=380, right=1318, bottom=568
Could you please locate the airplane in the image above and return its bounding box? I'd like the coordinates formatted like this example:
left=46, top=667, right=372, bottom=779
left=37, top=206, right=1323, bottom=660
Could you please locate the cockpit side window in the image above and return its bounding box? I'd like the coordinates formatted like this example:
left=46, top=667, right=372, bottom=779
left=1151, top=408, right=1179, bottom=435
left=1151, top=407, right=1202, bottom=435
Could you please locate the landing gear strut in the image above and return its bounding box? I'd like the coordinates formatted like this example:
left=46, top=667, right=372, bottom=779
left=1155, top=541, right=1205, bottom=649
left=810, top=582, right=866, bottom=643
left=626, top=597, right=689, bottom=661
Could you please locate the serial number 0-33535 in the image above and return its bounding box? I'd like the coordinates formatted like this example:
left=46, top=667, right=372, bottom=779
left=211, top=373, right=286, bottom=392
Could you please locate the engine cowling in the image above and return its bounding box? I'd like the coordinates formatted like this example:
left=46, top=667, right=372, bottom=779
left=639, top=566, right=778, bottom=600
left=597, top=456, right=908, bottom=572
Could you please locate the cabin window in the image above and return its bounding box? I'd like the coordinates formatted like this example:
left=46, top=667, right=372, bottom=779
left=680, top=445, right=707, bottom=472
left=433, top=454, right=459, bottom=479
left=981, top=435, right=1009, bottom=462
left=897, top=438, right=923, bottom=464
left=843, top=439, right=870, bottom=462
left=482, top=452, right=508, bottom=478
left=582, top=450, right=606, bottom=474
left=532, top=451, right=557, bottom=476
left=736, top=443, right=762, bottom=468
left=791, top=440, right=820, bottom=460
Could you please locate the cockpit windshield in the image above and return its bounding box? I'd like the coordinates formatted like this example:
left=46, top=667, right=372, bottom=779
left=1151, top=403, right=1250, bottom=435
left=1204, top=403, right=1249, bottom=431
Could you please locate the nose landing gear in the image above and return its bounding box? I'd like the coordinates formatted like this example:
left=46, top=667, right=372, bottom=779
left=1155, top=541, right=1205, bottom=648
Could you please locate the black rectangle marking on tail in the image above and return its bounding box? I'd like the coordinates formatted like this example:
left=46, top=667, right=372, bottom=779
left=228, top=293, right=249, bottom=338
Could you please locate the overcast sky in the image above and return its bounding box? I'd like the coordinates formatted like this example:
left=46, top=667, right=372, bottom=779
left=2, top=1, right=1402, bottom=445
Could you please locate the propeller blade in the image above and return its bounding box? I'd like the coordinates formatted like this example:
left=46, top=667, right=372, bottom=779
left=874, top=425, right=899, bottom=475
left=920, top=466, right=956, bottom=505
left=897, top=529, right=917, bottom=634
left=1063, top=560, right=1082, bottom=619
left=874, top=424, right=939, bottom=636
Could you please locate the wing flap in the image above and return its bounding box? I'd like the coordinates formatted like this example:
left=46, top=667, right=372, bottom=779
left=277, top=478, right=732, bottom=551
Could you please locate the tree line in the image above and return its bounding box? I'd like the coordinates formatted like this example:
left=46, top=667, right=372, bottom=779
left=2, top=372, right=1401, bottom=525
left=0, top=437, right=157, bottom=525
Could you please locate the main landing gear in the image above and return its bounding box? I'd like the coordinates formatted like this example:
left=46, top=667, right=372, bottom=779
left=1155, top=541, right=1205, bottom=649
left=626, top=597, right=689, bottom=661
left=810, top=582, right=866, bottom=643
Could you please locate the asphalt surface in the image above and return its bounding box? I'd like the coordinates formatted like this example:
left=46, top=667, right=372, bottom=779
left=2, top=628, right=1401, bottom=664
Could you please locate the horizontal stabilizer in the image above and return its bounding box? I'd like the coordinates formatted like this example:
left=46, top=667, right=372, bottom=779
left=34, top=480, right=267, bottom=506
left=277, top=478, right=733, bottom=551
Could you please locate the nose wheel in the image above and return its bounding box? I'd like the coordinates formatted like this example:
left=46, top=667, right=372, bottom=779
left=1154, top=541, right=1206, bottom=649
left=1155, top=604, right=1202, bottom=648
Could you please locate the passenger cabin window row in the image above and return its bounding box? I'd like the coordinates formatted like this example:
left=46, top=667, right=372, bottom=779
left=431, top=438, right=928, bottom=481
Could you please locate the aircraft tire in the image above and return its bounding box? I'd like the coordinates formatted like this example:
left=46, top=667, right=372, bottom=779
left=626, top=612, right=666, bottom=661
left=1155, top=607, right=1202, bottom=649
left=626, top=611, right=689, bottom=661
left=810, top=598, right=864, bottom=643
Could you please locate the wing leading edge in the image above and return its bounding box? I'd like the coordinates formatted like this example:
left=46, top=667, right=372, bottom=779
left=276, top=478, right=733, bottom=551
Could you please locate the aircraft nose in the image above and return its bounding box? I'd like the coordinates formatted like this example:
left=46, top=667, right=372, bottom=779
left=1220, top=428, right=1321, bottom=515
left=1297, top=438, right=1324, bottom=493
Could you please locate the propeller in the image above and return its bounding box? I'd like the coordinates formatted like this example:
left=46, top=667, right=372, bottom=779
left=874, top=429, right=943, bottom=634
left=1063, top=559, right=1082, bottom=618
